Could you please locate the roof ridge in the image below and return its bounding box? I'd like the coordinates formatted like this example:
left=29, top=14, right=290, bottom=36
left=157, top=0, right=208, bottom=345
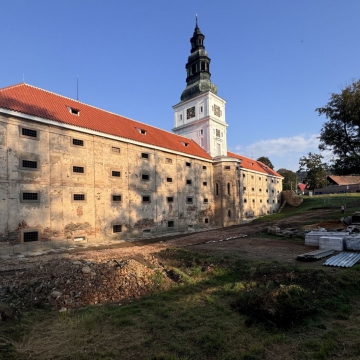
left=0, top=82, right=27, bottom=92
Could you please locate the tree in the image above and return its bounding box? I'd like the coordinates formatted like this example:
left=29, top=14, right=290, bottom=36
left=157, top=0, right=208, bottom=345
left=316, top=79, right=360, bottom=174
left=277, top=168, right=297, bottom=191
left=257, top=156, right=274, bottom=169
left=298, top=152, right=328, bottom=190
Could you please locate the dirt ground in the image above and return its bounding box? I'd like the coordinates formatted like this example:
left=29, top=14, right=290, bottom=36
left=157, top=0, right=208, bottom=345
left=0, top=208, right=344, bottom=273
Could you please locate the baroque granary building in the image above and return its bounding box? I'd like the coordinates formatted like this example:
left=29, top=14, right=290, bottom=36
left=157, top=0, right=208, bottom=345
left=0, top=21, right=282, bottom=245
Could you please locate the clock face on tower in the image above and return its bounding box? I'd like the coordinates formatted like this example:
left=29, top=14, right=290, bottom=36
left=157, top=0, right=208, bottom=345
left=214, top=105, right=220, bottom=117
left=187, top=106, right=195, bottom=119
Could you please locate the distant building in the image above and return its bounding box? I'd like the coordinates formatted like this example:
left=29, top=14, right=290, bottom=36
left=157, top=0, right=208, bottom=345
left=314, top=175, right=360, bottom=194
left=0, top=20, right=282, bottom=245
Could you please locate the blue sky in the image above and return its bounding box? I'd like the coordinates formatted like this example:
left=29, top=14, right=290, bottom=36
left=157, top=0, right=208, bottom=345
left=1, top=0, right=359, bottom=171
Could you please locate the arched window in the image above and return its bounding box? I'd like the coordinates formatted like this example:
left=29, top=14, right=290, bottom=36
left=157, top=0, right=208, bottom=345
left=227, top=183, right=231, bottom=196
left=228, top=209, right=231, bottom=218
left=191, top=64, right=196, bottom=74
left=216, top=183, right=219, bottom=196
left=201, top=62, right=205, bottom=71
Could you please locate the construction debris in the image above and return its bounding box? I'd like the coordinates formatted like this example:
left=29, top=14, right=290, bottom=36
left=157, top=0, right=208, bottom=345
left=297, top=249, right=335, bottom=261
left=324, top=252, right=360, bottom=268
left=267, top=227, right=304, bottom=237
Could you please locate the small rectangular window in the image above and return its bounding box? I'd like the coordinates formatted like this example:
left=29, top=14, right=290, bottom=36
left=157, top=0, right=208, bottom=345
left=243, top=187, right=246, bottom=191
left=23, top=192, right=38, bottom=201
left=72, top=138, right=84, bottom=146
left=21, top=128, right=37, bottom=138
left=167, top=196, right=174, bottom=203
left=186, top=197, right=193, bottom=204
left=200, top=107, right=203, bottom=113
left=252, top=188, right=254, bottom=191
left=179, top=114, right=183, bottom=120
left=23, top=231, right=39, bottom=242
left=200, top=129, right=203, bottom=135
left=224, top=166, right=230, bottom=170
left=141, top=153, right=149, bottom=159
left=73, top=166, right=84, bottom=173
left=165, top=158, right=173, bottom=164
left=186, top=162, right=191, bottom=167
left=168, top=221, right=174, bottom=228
left=112, top=170, right=121, bottom=177
left=203, top=166, right=207, bottom=170
left=204, top=218, right=209, bottom=224
left=243, top=174, right=246, bottom=178
left=73, top=194, right=85, bottom=201
left=112, top=195, right=122, bottom=202
left=112, top=146, right=120, bottom=153
left=216, top=129, right=220, bottom=137
left=203, top=182, right=207, bottom=186
left=259, top=177, right=261, bottom=180
left=22, top=160, right=37, bottom=169
left=113, top=225, right=122, bottom=233
left=167, top=177, right=173, bottom=183
left=142, top=195, right=151, bottom=202
left=137, top=128, right=146, bottom=135
left=142, top=174, right=150, bottom=181
left=203, top=198, right=208, bottom=203
left=186, top=179, right=192, bottom=185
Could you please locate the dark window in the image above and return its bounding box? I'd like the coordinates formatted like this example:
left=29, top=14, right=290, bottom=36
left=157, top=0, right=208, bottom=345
left=260, top=199, right=262, bottom=203
left=142, top=174, right=150, bottom=180
left=113, top=225, right=122, bottom=233
left=112, top=195, right=122, bottom=202
left=22, top=160, right=37, bottom=169
left=271, top=179, right=274, bottom=183
left=73, top=194, right=85, bottom=201
left=259, top=189, right=262, bottom=192
left=141, top=153, right=149, bottom=159
left=203, top=198, right=208, bottom=203
left=244, top=199, right=247, bottom=203
left=186, top=179, right=192, bottom=185
left=112, top=171, right=121, bottom=177
left=72, top=138, right=84, bottom=146
left=186, top=162, right=191, bottom=167
left=167, top=177, right=173, bottom=182
left=243, top=174, right=246, bottom=178
left=251, top=176, right=254, bottom=179
left=266, top=189, right=269, bottom=193
left=22, top=128, right=37, bottom=138
left=204, top=218, right=209, bottom=224
left=24, top=231, right=38, bottom=242
left=168, top=221, right=174, bottom=228
left=228, top=210, right=231, bottom=218
left=70, top=108, right=79, bottom=115
left=224, top=166, right=230, bottom=170
left=186, top=197, right=193, bottom=204
left=143, top=229, right=151, bottom=233
left=252, top=188, right=255, bottom=191
left=167, top=196, right=174, bottom=203
left=112, top=147, right=120, bottom=153
left=203, top=182, right=207, bottom=186
left=182, top=142, right=189, bottom=147
left=203, top=166, right=207, bottom=170
left=22, top=192, right=38, bottom=201
left=227, top=183, right=231, bottom=196
left=259, top=177, right=261, bottom=180
left=252, top=199, right=255, bottom=203
left=142, top=196, right=151, bottom=202
left=73, top=166, right=84, bottom=173
left=273, top=200, right=275, bottom=203
left=216, top=183, right=219, bottom=196
left=272, top=190, right=274, bottom=193
left=165, top=158, right=172, bottom=164
left=243, top=187, right=246, bottom=191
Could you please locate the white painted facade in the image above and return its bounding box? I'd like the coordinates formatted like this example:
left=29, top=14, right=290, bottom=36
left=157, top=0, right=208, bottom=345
left=172, top=91, right=228, bottom=158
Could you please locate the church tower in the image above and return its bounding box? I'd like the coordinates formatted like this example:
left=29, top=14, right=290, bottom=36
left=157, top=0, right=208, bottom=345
left=173, top=18, right=228, bottom=158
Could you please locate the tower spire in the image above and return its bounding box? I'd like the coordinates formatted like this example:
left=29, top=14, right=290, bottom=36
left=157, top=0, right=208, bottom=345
left=180, top=19, right=218, bottom=102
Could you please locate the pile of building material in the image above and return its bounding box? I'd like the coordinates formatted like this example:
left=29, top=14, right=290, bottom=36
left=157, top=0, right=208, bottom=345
left=304, top=229, right=349, bottom=248
left=324, top=252, right=360, bottom=268
left=267, top=226, right=304, bottom=237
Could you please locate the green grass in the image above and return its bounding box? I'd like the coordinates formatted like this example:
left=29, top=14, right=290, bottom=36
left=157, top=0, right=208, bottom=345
left=2, top=248, right=360, bottom=359
left=255, top=193, right=360, bottom=222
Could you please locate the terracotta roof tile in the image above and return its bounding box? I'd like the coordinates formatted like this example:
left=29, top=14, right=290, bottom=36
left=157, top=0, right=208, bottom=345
left=227, top=151, right=283, bottom=178
left=0, top=83, right=212, bottom=160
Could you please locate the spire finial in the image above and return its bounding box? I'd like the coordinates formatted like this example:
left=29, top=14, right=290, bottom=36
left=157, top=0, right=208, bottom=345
left=195, top=14, right=198, bottom=27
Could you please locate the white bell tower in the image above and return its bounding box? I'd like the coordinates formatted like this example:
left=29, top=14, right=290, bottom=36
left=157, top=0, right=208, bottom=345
left=172, top=18, right=228, bottom=157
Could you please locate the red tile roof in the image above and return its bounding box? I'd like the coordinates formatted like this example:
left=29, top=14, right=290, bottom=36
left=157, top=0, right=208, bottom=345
left=0, top=83, right=212, bottom=160
left=327, top=175, right=360, bottom=185
left=227, top=151, right=283, bottom=178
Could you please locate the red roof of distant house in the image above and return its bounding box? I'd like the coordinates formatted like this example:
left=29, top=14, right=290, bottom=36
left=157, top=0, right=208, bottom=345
left=0, top=83, right=212, bottom=160
left=298, top=183, right=307, bottom=192
left=227, top=151, right=283, bottom=178
left=327, top=175, right=360, bottom=186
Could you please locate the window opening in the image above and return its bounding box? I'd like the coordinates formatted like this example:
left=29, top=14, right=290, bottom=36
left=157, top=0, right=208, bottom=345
left=73, top=194, right=85, bottom=201
left=73, top=166, right=84, bottom=173
left=167, top=196, right=174, bottom=203
left=72, top=138, right=84, bottom=146
left=203, top=182, right=207, bottom=186
left=22, top=128, right=37, bottom=137
left=203, top=198, right=208, bottom=203
left=228, top=210, right=231, bottom=218
left=204, top=218, right=209, bottom=224
left=141, top=153, right=149, bottom=159
left=186, top=179, right=192, bottom=185
left=224, top=166, right=230, bottom=170
left=142, top=174, right=150, bottom=181
left=216, top=183, right=219, bottom=196
left=22, top=192, right=38, bottom=201
left=227, top=183, right=231, bottom=195
left=167, top=177, right=173, bottom=182
left=142, top=195, right=151, bottom=202
left=112, top=147, right=120, bottom=153
left=22, top=160, right=37, bottom=169
left=24, top=231, right=39, bottom=242
left=203, top=165, right=207, bottom=170
left=112, top=195, right=122, bottom=202
left=168, top=221, right=174, bottom=227
left=186, top=197, right=193, bottom=204
left=112, top=171, right=121, bottom=177
left=113, top=225, right=122, bottom=233
left=165, top=158, right=173, bottom=164
left=186, top=162, right=191, bottom=167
